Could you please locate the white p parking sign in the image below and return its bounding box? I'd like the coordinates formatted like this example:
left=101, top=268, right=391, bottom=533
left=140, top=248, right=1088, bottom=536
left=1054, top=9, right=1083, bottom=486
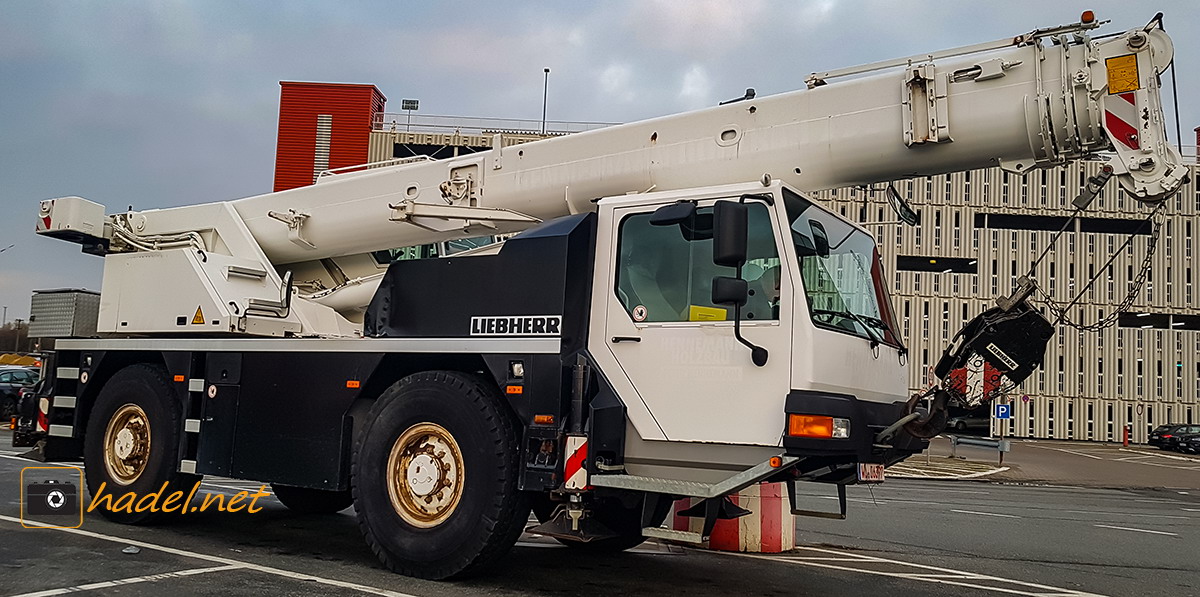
left=994, top=404, right=1012, bottom=420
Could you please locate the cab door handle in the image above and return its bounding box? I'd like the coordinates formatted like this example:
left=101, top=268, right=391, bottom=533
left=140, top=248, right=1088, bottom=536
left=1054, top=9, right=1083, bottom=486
left=611, top=336, right=641, bottom=343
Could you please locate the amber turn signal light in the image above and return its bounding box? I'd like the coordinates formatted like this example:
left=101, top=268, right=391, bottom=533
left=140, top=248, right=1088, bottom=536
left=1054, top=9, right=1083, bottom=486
left=788, top=415, right=834, bottom=438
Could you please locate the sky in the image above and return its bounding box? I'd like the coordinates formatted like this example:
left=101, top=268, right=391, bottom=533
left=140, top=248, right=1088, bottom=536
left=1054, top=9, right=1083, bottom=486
left=0, top=1, right=1196, bottom=321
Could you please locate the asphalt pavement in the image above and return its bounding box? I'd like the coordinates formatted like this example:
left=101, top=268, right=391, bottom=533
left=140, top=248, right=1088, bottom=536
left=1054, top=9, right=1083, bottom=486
left=3, top=429, right=1198, bottom=597
left=894, top=435, right=1200, bottom=489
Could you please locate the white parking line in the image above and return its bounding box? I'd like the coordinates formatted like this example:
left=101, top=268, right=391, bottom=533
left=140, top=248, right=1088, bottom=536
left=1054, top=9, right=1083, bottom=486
left=11, top=565, right=241, bottom=597
left=0, top=515, right=418, bottom=597
left=950, top=509, right=1021, bottom=519
left=1060, top=510, right=1189, bottom=520
left=726, top=546, right=1103, bottom=596
left=867, top=487, right=992, bottom=495
left=1033, top=447, right=1103, bottom=460
left=1093, top=524, right=1178, bottom=537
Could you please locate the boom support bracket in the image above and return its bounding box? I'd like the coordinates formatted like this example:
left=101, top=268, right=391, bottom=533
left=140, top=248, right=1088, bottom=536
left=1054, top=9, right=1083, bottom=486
left=388, top=199, right=542, bottom=232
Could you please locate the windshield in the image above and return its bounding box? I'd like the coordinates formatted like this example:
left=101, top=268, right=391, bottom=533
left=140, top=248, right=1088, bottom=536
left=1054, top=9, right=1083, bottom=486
left=783, top=189, right=902, bottom=348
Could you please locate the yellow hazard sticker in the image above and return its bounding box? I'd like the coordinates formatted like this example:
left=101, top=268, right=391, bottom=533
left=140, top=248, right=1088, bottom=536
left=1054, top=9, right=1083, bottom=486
left=1105, top=54, right=1139, bottom=95
left=192, top=306, right=205, bottom=325
left=688, top=305, right=727, bottom=321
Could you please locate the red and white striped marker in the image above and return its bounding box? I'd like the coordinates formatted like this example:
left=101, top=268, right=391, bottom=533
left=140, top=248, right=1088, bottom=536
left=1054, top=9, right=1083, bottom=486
left=946, top=356, right=1005, bottom=404
left=1104, top=92, right=1141, bottom=151
left=563, top=435, right=589, bottom=490
left=38, top=397, right=50, bottom=433
left=671, top=483, right=794, bottom=553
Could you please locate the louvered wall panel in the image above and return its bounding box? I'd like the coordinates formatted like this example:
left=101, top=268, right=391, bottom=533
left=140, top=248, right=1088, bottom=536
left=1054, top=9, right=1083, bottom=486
left=822, top=162, right=1200, bottom=443
left=273, top=82, right=387, bottom=192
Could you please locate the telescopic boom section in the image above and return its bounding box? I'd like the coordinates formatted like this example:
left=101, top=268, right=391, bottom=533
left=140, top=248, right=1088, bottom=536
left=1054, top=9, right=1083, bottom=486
left=225, top=14, right=1183, bottom=266
left=35, top=15, right=1184, bottom=335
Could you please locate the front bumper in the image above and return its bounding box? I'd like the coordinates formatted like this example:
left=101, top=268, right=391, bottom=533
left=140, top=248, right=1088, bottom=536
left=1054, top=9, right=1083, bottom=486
left=782, top=390, right=928, bottom=462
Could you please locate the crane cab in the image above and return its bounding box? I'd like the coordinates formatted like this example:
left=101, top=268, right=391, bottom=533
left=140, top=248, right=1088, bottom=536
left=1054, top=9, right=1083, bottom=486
left=584, top=179, right=918, bottom=479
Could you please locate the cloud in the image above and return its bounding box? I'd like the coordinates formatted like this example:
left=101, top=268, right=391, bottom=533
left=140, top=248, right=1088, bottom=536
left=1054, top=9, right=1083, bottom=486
left=599, top=63, right=637, bottom=104
left=626, top=0, right=768, bottom=57
left=678, top=65, right=712, bottom=109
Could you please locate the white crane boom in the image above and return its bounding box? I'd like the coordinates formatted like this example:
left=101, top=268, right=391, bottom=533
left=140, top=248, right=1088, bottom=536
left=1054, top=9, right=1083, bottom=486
left=37, top=15, right=1185, bottom=337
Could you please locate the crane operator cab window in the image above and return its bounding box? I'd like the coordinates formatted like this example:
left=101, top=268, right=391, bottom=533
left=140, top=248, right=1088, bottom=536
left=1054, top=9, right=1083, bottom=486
left=783, top=189, right=902, bottom=347
left=616, top=202, right=780, bottom=323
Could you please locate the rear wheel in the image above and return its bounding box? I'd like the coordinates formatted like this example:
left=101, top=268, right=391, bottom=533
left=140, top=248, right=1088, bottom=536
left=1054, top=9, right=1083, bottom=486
left=83, top=363, right=200, bottom=524
left=271, top=484, right=353, bottom=514
left=352, top=371, right=529, bottom=579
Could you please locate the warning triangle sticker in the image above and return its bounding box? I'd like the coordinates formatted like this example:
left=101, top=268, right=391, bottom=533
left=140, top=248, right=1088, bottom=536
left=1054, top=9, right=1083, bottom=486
left=192, top=306, right=205, bottom=325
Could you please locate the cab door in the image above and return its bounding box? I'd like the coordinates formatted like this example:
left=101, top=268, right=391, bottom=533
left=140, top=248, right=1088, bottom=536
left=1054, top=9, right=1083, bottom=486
left=599, top=195, right=794, bottom=446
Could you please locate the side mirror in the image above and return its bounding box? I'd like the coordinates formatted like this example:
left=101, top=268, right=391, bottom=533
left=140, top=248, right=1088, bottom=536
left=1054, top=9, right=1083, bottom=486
left=713, top=201, right=748, bottom=267
left=809, top=220, right=830, bottom=258
left=711, top=276, right=748, bottom=307
left=886, top=183, right=920, bottom=226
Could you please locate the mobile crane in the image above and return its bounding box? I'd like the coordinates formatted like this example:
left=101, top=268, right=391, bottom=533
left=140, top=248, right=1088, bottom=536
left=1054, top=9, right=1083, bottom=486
left=28, top=13, right=1184, bottom=579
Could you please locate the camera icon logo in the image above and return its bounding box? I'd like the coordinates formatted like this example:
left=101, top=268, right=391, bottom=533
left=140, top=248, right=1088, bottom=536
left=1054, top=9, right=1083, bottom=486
left=21, top=467, right=84, bottom=529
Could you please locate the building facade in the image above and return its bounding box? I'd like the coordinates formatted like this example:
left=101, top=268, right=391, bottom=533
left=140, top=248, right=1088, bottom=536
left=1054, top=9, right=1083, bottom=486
left=813, top=160, right=1200, bottom=443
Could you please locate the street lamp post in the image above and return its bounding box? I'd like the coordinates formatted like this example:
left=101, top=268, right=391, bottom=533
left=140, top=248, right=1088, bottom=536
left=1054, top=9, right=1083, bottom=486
left=541, top=68, right=550, bottom=135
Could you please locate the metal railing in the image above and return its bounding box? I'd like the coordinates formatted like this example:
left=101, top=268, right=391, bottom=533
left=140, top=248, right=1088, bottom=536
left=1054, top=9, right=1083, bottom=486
left=1182, top=144, right=1198, bottom=165
left=373, top=113, right=620, bottom=136
left=949, top=435, right=1012, bottom=465
left=316, top=156, right=436, bottom=179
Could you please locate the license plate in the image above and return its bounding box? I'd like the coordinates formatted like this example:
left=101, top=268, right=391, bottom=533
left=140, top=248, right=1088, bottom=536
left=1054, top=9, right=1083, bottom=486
left=857, top=463, right=885, bottom=483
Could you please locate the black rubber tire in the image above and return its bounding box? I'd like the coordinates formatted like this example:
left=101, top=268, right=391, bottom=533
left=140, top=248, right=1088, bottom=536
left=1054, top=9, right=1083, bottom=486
left=351, top=371, right=529, bottom=580
left=271, top=484, right=353, bottom=514
left=1, top=394, right=16, bottom=419
left=532, top=494, right=672, bottom=553
left=83, top=363, right=200, bottom=524
left=955, top=421, right=967, bottom=432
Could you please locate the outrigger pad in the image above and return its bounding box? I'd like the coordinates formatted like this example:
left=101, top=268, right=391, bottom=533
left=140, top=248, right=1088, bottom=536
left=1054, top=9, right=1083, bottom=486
left=934, top=302, right=1054, bottom=404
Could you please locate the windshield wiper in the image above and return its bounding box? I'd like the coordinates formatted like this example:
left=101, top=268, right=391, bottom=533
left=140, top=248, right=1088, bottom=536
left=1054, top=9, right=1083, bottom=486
left=810, top=308, right=885, bottom=346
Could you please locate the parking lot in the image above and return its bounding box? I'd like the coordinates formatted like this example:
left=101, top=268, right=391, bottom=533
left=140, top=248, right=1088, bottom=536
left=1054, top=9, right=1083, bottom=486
left=3, top=431, right=1198, bottom=597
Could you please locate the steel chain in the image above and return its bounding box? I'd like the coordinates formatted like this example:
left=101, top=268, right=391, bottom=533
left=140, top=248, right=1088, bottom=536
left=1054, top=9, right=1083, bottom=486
left=1034, top=206, right=1164, bottom=332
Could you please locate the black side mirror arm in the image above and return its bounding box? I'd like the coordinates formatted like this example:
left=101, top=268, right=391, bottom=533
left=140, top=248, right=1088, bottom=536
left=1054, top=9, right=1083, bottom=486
left=731, top=298, right=769, bottom=367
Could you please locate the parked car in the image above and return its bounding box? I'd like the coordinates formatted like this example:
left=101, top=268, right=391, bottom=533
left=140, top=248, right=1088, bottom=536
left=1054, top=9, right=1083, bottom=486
left=1179, top=434, right=1200, bottom=455
left=11, top=379, right=47, bottom=447
left=1149, top=424, right=1188, bottom=449
left=1163, top=425, right=1200, bottom=451
left=0, top=367, right=39, bottom=418
left=947, top=414, right=990, bottom=433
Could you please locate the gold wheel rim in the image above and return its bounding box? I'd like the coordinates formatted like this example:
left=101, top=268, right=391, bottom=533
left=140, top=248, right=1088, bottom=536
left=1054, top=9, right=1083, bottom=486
left=103, top=403, right=151, bottom=485
left=386, top=422, right=465, bottom=528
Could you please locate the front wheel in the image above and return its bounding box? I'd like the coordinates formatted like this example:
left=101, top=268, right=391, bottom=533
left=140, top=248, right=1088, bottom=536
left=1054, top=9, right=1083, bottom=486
left=351, top=371, right=529, bottom=579
left=83, top=363, right=200, bottom=524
